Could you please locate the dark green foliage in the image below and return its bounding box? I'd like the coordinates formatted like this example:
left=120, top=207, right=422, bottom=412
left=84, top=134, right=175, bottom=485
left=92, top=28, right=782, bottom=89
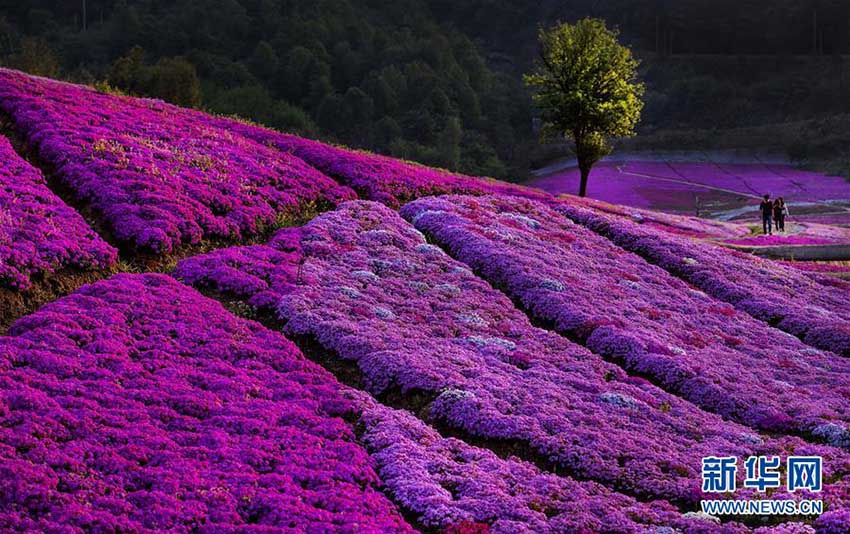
left=5, top=37, right=59, bottom=78
left=525, top=19, right=644, bottom=196
left=107, top=46, right=202, bottom=108
left=5, top=1, right=850, bottom=178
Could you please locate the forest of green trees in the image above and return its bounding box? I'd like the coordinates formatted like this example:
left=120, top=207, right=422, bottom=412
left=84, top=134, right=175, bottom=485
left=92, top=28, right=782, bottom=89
left=3, top=0, right=850, bottom=179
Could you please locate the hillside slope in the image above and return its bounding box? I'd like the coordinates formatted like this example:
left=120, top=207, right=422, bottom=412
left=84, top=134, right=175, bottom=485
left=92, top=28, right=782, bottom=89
left=1, top=69, right=850, bottom=532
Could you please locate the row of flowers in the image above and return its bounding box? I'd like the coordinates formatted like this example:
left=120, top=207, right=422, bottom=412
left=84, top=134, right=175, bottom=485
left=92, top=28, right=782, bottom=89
left=214, top=115, right=551, bottom=209
left=0, top=135, right=116, bottom=290
left=554, top=198, right=850, bottom=357
left=402, top=195, right=850, bottom=447
left=353, top=390, right=733, bottom=534
left=0, top=69, right=355, bottom=254
left=175, top=201, right=850, bottom=516
left=553, top=194, right=751, bottom=239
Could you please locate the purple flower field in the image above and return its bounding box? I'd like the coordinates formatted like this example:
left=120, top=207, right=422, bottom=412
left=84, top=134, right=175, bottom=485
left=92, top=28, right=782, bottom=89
left=176, top=202, right=850, bottom=516
left=0, top=135, right=116, bottom=290
left=0, top=274, right=411, bottom=532
left=556, top=200, right=850, bottom=357
left=724, top=235, right=836, bottom=246
left=4, top=68, right=850, bottom=531
left=779, top=261, right=850, bottom=275
left=402, top=195, right=850, bottom=443
left=353, top=391, right=730, bottom=534
left=0, top=69, right=355, bottom=254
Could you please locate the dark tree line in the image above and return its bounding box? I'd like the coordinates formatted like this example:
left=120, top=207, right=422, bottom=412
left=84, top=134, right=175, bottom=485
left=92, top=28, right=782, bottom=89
left=427, top=0, right=850, bottom=57
left=2, top=0, right=850, bottom=177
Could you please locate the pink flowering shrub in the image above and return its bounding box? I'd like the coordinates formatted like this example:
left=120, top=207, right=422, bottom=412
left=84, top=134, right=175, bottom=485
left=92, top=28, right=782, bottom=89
left=0, top=135, right=116, bottom=290
left=0, top=69, right=355, bottom=254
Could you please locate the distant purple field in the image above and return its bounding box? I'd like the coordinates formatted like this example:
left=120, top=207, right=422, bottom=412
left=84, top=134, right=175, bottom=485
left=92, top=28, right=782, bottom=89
left=527, top=160, right=850, bottom=225
left=724, top=235, right=837, bottom=246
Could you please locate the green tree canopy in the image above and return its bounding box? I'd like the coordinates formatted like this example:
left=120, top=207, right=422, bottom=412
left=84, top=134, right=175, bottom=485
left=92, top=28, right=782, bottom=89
left=525, top=18, right=644, bottom=197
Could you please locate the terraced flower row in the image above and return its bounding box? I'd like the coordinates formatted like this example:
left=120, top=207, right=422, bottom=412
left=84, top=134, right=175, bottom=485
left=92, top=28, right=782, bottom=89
left=0, top=274, right=412, bottom=532
left=216, top=116, right=551, bottom=208
left=0, top=134, right=116, bottom=290
left=353, top=391, right=731, bottom=534
left=175, top=201, right=850, bottom=513
left=1, top=273, right=742, bottom=533
left=553, top=195, right=751, bottom=239
left=0, top=69, right=355, bottom=254
left=554, top=198, right=850, bottom=356
left=402, top=195, right=850, bottom=446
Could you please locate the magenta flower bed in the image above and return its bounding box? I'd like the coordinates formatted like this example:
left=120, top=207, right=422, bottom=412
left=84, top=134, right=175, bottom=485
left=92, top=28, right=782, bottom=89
left=351, top=392, right=736, bottom=534
left=796, top=212, right=850, bottom=226
left=0, top=273, right=411, bottom=532
left=403, top=195, right=850, bottom=445
left=0, top=135, right=116, bottom=290
left=724, top=235, right=837, bottom=246
left=215, top=116, right=550, bottom=208
left=0, top=69, right=355, bottom=254
left=176, top=201, right=850, bottom=509
left=555, top=200, right=850, bottom=357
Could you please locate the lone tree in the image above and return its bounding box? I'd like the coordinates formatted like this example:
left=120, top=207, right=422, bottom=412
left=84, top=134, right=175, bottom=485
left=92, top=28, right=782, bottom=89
left=525, top=18, right=644, bottom=197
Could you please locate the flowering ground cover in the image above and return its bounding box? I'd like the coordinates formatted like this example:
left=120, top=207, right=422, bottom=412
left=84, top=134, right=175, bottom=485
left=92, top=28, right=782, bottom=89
left=215, top=116, right=551, bottom=208
left=0, top=273, right=411, bottom=532
left=1, top=276, right=759, bottom=534
left=723, top=235, right=837, bottom=246
left=528, top=161, right=752, bottom=213
left=0, top=69, right=355, bottom=255
left=403, top=195, right=850, bottom=447
left=794, top=212, right=850, bottom=226
left=559, top=194, right=751, bottom=239
left=350, top=391, right=739, bottom=534
left=6, top=67, right=850, bottom=531
left=555, top=200, right=850, bottom=357
left=176, top=201, right=850, bottom=514
left=716, top=222, right=850, bottom=248
left=708, top=162, right=850, bottom=204
left=0, top=135, right=116, bottom=290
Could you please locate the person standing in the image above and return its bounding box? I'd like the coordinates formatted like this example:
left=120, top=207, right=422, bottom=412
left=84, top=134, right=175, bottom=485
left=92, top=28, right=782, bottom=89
left=759, top=194, right=773, bottom=235
left=773, top=197, right=788, bottom=233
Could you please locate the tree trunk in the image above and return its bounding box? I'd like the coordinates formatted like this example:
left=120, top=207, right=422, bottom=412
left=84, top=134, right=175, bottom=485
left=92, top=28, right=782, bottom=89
left=579, top=165, right=590, bottom=197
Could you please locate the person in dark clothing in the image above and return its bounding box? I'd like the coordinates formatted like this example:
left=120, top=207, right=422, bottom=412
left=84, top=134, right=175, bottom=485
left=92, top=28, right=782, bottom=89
left=773, top=197, right=788, bottom=232
left=759, top=194, right=773, bottom=235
